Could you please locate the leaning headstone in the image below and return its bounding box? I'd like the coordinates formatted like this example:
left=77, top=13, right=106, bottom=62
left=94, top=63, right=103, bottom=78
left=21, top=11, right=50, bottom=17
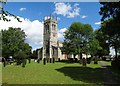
left=3, top=58, right=6, bottom=67
left=74, top=58, right=78, bottom=62
left=37, top=58, right=40, bottom=63
left=28, top=58, right=31, bottom=63
left=50, top=58, right=52, bottom=63
left=53, top=58, right=55, bottom=63
left=82, top=58, right=87, bottom=67
left=86, top=58, right=91, bottom=64
left=94, top=57, right=98, bottom=64
left=58, top=58, right=60, bottom=62
left=79, top=59, right=82, bottom=64
left=43, top=58, right=46, bottom=65
left=47, top=58, right=49, bottom=63
left=22, top=59, right=26, bottom=68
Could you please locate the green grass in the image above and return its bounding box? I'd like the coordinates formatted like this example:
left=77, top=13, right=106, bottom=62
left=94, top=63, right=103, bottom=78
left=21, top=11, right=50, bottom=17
left=1, top=60, right=118, bottom=85
left=0, top=63, right=2, bottom=86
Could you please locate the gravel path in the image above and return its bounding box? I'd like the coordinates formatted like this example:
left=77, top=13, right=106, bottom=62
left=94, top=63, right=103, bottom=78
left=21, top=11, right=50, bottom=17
left=100, top=61, right=118, bottom=86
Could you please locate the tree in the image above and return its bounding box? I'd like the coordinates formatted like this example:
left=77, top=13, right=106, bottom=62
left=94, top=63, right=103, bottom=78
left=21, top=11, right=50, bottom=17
left=88, top=37, right=102, bottom=64
left=95, top=30, right=110, bottom=57
left=2, top=27, right=32, bottom=60
left=99, top=2, right=120, bottom=69
left=15, top=50, right=27, bottom=67
left=31, top=48, right=40, bottom=59
left=63, top=22, right=93, bottom=59
left=0, top=1, right=21, bottom=22
left=99, top=2, right=120, bottom=22
left=100, top=19, right=120, bottom=59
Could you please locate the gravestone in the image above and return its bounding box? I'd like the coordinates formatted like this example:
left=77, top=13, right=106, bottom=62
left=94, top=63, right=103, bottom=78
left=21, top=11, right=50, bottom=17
left=43, top=58, right=46, bottom=65
left=82, top=58, right=87, bottom=67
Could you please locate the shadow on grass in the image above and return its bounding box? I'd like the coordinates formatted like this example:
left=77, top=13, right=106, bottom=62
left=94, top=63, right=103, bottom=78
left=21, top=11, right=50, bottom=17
left=56, top=59, right=79, bottom=64
left=56, top=66, right=106, bottom=84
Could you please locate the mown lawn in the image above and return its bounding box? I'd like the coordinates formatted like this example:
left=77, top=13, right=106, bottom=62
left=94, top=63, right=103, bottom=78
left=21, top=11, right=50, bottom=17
left=0, top=63, right=2, bottom=85
left=1, top=60, right=117, bottom=85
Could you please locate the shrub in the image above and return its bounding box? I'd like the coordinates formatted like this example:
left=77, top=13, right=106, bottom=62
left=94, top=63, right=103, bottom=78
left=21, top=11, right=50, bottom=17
left=15, top=51, right=27, bottom=67
left=102, top=57, right=106, bottom=61
left=111, top=60, right=120, bottom=69
left=86, top=58, right=91, bottom=64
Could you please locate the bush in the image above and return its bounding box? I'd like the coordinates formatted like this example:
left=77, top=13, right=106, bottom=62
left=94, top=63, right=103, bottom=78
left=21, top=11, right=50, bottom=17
left=86, top=58, right=91, bottom=64
left=111, top=60, right=120, bottom=69
left=28, top=58, right=31, bottom=63
left=15, top=51, right=27, bottom=66
left=22, top=59, right=26, bottom=68
left=68, top=58, right=74, bottom=62
left=102, top=57, right=106, bottom=61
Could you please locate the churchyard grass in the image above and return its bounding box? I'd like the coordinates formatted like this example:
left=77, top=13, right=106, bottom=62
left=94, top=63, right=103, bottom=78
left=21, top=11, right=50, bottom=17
left=1, top=60, right=119, bottom=85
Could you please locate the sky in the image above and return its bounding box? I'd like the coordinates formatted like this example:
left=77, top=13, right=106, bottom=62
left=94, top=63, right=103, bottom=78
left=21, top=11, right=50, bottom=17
left=0, top=2, right=104, bottom=51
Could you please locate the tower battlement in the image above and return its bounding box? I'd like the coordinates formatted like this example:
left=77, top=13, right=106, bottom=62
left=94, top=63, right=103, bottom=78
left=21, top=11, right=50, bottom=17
left=44, top=16, right=58, bottom=23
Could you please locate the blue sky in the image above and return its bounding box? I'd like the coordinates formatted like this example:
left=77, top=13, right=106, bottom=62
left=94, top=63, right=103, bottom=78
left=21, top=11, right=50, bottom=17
left=3, top=2, right=102, bottom=29
left=1, top=2, right=103, bottom=50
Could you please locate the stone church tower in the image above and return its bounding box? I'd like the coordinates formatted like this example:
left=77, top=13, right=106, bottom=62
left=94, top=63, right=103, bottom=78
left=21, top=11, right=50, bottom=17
left=43, top=16, right=58, bottom=62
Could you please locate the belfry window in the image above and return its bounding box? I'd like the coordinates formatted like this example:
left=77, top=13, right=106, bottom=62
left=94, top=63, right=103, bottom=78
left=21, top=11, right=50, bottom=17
left=52, top=24, right=56, bottom=30
left=46, top=25, right=49, bottom=33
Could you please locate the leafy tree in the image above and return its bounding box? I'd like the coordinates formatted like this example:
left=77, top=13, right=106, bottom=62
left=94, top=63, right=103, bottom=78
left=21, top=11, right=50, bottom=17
left=63, top=22, right=93, bottom=59
left=0, top=0, right=21, bottom=22
left=99, top=2, right=120, bottom=22
left=20, top=42, right=32, bottom=56
left=99, top=2, right=120, bottom=69
left=31, top=48, right=40, bottom=59
left=15, top=50, right=27, bottom=66
left=100, top=19, right=120, bottom=59
left=95, top=30, right=110, bottom=57
left=89, top=37, right=102, bottom=57
left=2, top=27, right=32, bottom=60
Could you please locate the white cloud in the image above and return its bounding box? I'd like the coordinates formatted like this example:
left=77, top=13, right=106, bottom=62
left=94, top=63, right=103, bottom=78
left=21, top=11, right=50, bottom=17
left=0, top=16, right=67, bottom=50
left=0, top=16, right=43, bottom=50
left=95, top=21, right=101, bottom=25
left=20, top=8, right=26, bottom=11
left=54, top=3, right=80, bottom=18
left=81, top=15, right=87, bottom=19
left=58, top=28, right=67, bottom=40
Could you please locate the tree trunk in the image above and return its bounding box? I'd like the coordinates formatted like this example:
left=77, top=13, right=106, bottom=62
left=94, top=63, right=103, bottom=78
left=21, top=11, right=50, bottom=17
left=94, top=56, right=98, bottom=64
left=79, top=53, right=82, bottom=64
left=80, top=53, right=82, bottom=59
left=73, top=54, right=76, bottom=59
left=114, top=45, right=118, bottom=60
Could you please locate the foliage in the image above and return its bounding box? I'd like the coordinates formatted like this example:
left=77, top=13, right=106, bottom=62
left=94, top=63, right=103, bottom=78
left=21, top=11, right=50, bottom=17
left=99, top=2, right=120, bottom=59
left=15, top=50, right=27, bottom=65
left=95, top=30, right=110, bottom=57
left=0, top=1, right=21, bottom=22
left=100, top=19, right=120, bottom=59
left=2, top=27, right=32, bottom=59
left=30, top=48, right=40, bottom=59
left=63, top=22, right=101, bottom=58
left=99, top=2, right=120, bottom=21
left=88, top=38, right=102, bottom=56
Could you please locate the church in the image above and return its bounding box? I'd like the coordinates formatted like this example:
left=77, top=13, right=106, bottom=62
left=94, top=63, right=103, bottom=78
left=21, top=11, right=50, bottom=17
left=38, top=16, right=91, bottom=63
left=38, top=16, right=64, bottom=62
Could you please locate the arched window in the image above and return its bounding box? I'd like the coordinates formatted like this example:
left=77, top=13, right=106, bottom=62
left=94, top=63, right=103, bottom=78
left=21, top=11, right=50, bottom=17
left=52, top=24, right=56, bottom=31
left=46, top=25, right=49, bottom=33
